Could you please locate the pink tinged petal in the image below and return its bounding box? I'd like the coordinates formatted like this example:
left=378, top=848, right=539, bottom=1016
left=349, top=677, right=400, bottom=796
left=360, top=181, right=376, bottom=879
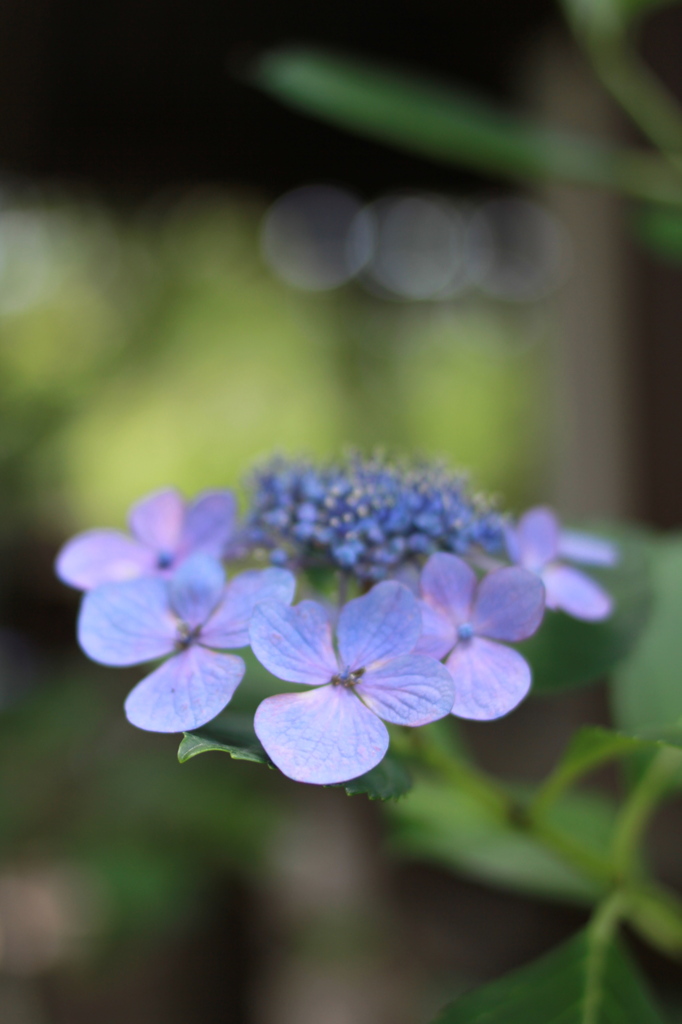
left=412, top=599, right=457, bottom=659
left=249, top=601, right=338, bottom=685
left=77, top=578, right=177, bottom=666
left=55, top=530, right=156, bottom=590
left=254, top=685, right=389, bottom=784
left=471, top=567, right=545, bottom=642
left=128, top=488, right=185, bottom=557
left=542, top=564, right=613, bottom=621
left=558, top=530, right=619, bottom=567
left=356, top=655, right=455, bottom=725
left=124, top=646, right=245, bottom=733
left=420, top=553, right=476, bottom=625
left=504, top=524, right=521, bottom=564
left=446, top=637, right=531, bottom=721
left=515, top=506, right=560, bottom=571
left=181, top=490, right=237, bottom=558
left=169, top=554, right=225, bottom=630
left=337, top=581, right=421, bottom=671
left=201, top=568, right=296, bottom=649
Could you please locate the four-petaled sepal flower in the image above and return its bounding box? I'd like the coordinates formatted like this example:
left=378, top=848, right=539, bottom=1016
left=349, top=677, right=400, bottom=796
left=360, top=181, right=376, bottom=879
left=56, top=487, right=237, bottom=590
left=415, top=553, right=545, bottom=721
left=77, top=553, right=296, bottom=733
left=506, top=507, right=615, bottom=621
left=250, top=581, right=456, bottom=785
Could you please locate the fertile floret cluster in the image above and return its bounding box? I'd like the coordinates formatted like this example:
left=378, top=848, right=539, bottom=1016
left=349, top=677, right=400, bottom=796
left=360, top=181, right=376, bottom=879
left=245, top=454, right=505, bottom=579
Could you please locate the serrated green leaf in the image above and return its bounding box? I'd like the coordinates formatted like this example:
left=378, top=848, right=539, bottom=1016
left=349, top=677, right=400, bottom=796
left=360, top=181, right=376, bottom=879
left=388, top=778, right=615, bottom=904
left=433, top=927, right=666, bottom=1023
left=522, top=525, right=653, bottom=694
left=251, top=48, right=682, bottom=205
left=613, top=534, right=682, bottom=733
left=178, top=714, right=272, bottom=766
left=340, top=755, right=412, bottom=800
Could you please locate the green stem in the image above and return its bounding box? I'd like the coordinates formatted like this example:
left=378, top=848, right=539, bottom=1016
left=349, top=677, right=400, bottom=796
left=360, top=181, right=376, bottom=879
left=611, top=746, right=682, bottom=879
left=583, top=891, right=627, bottom=1024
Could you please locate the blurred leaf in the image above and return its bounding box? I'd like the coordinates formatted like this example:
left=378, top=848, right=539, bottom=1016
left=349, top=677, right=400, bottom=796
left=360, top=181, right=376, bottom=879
left=432, top=927, right=666, bottom=1023
left=522, top=525, right=653, bottom=694
left=388, top=778, right=614, bottom=904
left=636, top=205, right=682, bottom=264
left=613, top=534, right=682, bottom=733
left=341, top=755, right=412, bottom=800
left=563, top=0, right=678, bottom=32
left=252, top=48, right=682, bottom=204
left=179, top=714, right=272, bottom=766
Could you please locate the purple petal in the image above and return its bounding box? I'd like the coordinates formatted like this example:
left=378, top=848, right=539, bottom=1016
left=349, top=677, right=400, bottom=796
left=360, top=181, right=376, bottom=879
left=124, top=646, right=244, bottom=733
left=201, top=568, right=296, bottom=649
left=515, top=506, right=560, bottom=571
left=254, top=685, right=388, bottom=784
left=412, top=600, right=457, bottom=659
left=337, top=581, right=421, bottom=671
left=128, top=488, right=185, bottom=556
left=471, top=567, right=545, bottom=642
left=169, top=554, right=225, bottom=630
left=181, top=490, right=237, bottom=559
left=420, top=553, right=476, bottom=624
left=446, top=637, right=531, bottom=720
left=558, top=530, right=619, bottom=567
left=55, top=530, right=156, bottom=590
left=78, top=578, right=177, bottom=666
left=250, top=601, right=338, bottom=685
left=542, top=564, right=613, bottom=621
left=357, top=655, right=455, bottom=725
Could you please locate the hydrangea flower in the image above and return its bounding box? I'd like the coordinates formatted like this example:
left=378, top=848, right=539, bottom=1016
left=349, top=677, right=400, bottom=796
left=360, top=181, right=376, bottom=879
left=246, top=454, right=505, bottom=581
left=415, top=553, right=545, bottom=720
left=56, top=487, right=237, bottom=591
left=506, top=507, right=615, bottom=621
left=249, top=581, right=455, bottom=784
left=78, top=553, right=296, bottom=733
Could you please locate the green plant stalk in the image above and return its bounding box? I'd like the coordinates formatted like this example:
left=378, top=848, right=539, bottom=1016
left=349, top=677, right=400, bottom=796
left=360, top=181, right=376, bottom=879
left=583, top=891, right=628, bottom=1024
left=611, top=745, right=682, bottom=879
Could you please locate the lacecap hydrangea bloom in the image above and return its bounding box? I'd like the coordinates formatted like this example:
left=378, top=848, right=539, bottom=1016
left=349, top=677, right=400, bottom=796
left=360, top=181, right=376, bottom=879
left=250, top=581, right=455, bottom=783
left=56, top=487, right=236, bottom=590
left=506, top=507, right=616, bottom=621
left=78, top=553, right=295, bottom=732
left=246, top=455, right=505, bottom=580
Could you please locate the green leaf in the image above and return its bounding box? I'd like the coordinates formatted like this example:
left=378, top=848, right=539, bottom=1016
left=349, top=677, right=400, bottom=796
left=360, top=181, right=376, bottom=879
left=251, top=48, right=682, bottom=204
left=340, top=755, right=412, bottom=800
left=178, top=714, right=272, bottom=766
left=522, top=525, right=653, bottom=694
left=613, top=534, right=682, bottom=733
left=388, top=778, right=615, bottom=904
left=432, top=926, right=666, bottom=1023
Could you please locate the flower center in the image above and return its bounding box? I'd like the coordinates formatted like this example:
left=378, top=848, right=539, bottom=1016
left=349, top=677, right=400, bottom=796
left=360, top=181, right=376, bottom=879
left=457, top=622, right=474, bottom=642
left=157, top=551, right=174, bottom=570
left=331, top=667, right=365, bottom=688
left=175, top=622, right=201, bottom=651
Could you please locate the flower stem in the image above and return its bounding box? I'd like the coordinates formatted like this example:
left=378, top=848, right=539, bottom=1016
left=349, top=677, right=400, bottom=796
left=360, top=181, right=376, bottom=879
left=611, top=745, right=682, bottom=880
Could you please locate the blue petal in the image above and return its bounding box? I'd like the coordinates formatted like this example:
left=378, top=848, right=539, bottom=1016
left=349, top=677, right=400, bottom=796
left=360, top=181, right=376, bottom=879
left=357, top=655, right=455, bottom=725
left=558, top=530, right=619, bottom=567
left=201, top=568, right=296, bottom=649
left=128, top=488, right=184, bottom=555
left=169, top=554, right=225, bottom=629
left=542, top=565, right=613, bottom=621
left=471, top=567, right=545, bottom=642
left=337, top=581, right=421, bottom=671
left=419, top=553, right=476, bottom=625
left=254, top=685, right=389, bottom=784
left=181, top=490, right=237, bottom=558
left=412, top=599, right=456, bottom=659
left=515, top=507, right=559, bottom=571
left=250, top=601, right=339, bottom=685
left=78, top=578, right=177, bottom=666
left=446, top=637, right=531, bottom=720
left=124, top=647, right=245, bottom=732
left=55, top=530, right=156, bottom=590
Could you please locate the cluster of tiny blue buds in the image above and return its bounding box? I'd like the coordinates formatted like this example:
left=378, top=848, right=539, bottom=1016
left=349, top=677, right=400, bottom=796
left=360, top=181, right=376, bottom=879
left=244, top=454, right=506, bottom=580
